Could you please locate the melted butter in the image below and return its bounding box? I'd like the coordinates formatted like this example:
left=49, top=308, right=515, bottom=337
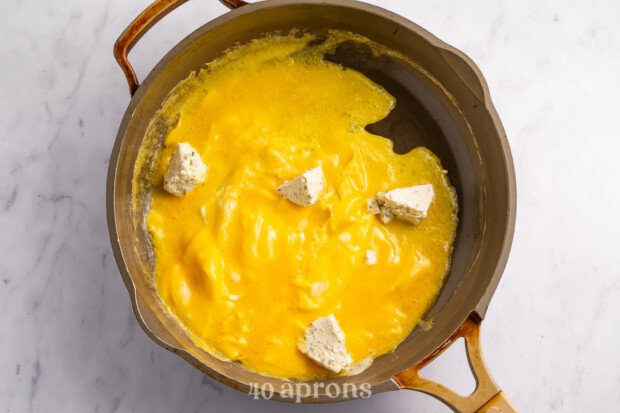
left=146, top=32, right=458, bottom=379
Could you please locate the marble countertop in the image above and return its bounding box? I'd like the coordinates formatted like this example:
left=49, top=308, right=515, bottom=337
left=1, top=0, right=619, bottom=411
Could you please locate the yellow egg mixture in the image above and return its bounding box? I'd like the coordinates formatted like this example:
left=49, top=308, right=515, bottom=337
left=145, top=32, right=458, bottom=379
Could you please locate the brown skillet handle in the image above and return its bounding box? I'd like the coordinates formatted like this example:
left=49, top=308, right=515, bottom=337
left=219, top=0, right=249, bottom=8
left=114, top=0, right=251, bottom=96
left=393, top=313, right=518, bottom=413
left=114, top=0, right=190, bottom=96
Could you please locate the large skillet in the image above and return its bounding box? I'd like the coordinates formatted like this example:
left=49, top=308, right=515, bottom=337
left=107, top=0, right=517, bottom=411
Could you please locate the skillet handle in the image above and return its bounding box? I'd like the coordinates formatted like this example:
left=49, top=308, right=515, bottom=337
left=114, top=0, right=249, bottom=96
left=220, top=0, right=249, bottom=8
left=393, top=314, right=518, bottom=413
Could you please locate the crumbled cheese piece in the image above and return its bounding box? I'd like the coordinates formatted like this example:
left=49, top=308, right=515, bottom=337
left=367, top=197, right=381, bottom=214
left=163, top=143, right=207, bottom=196
left=374, top=184, right=434, bottom=224
left=380, top=208, right=394, bottom=224
left=298, top=314, right=352, bottom=373
left=344, top=356, right=374, bottom=375
left=369, top=196, right=394, bottom=222
left=365, top=250, right=378, bottom=265
left=276, top=166, right=324, bottom=206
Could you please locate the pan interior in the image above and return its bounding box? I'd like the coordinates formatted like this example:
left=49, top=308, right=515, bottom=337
left=111, top=1, right=512, bottom=402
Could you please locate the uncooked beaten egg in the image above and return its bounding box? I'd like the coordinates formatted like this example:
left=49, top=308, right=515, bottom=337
left=145, top=31, right=458, bottom=379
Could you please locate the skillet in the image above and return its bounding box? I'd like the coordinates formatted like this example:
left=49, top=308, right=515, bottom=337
left=107, top=1, right=517, bottom=411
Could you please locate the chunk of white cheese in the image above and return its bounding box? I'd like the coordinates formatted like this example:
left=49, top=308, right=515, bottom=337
left=344, top=356, right=374, bottom=376
left=367, top=197, right=381, bottom=214
left=276, top=166, right=324, bottom=206
left=163, top=143, right=207, bottom=196
left=368, top=196, right=395, bottom=223
left=379, top=207, right=394, bottom=224
left=365, top=250, right=378, bottom=265
left=298, top=314, right=352, bottom=373
left=373, top=184, right=435, bottom=224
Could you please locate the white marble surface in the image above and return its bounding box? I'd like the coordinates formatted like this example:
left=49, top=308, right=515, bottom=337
left=1, top=0, right=619, bottom=411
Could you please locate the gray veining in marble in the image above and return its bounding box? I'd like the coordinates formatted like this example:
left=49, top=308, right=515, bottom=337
left=1, top=0, right=619, bottom=411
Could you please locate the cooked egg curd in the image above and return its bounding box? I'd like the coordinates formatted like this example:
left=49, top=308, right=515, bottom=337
left=145, top=32, right=458, bottom=379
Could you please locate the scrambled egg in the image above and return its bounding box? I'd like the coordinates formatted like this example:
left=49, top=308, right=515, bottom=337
left=145, top=32, right=458, bottom=379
